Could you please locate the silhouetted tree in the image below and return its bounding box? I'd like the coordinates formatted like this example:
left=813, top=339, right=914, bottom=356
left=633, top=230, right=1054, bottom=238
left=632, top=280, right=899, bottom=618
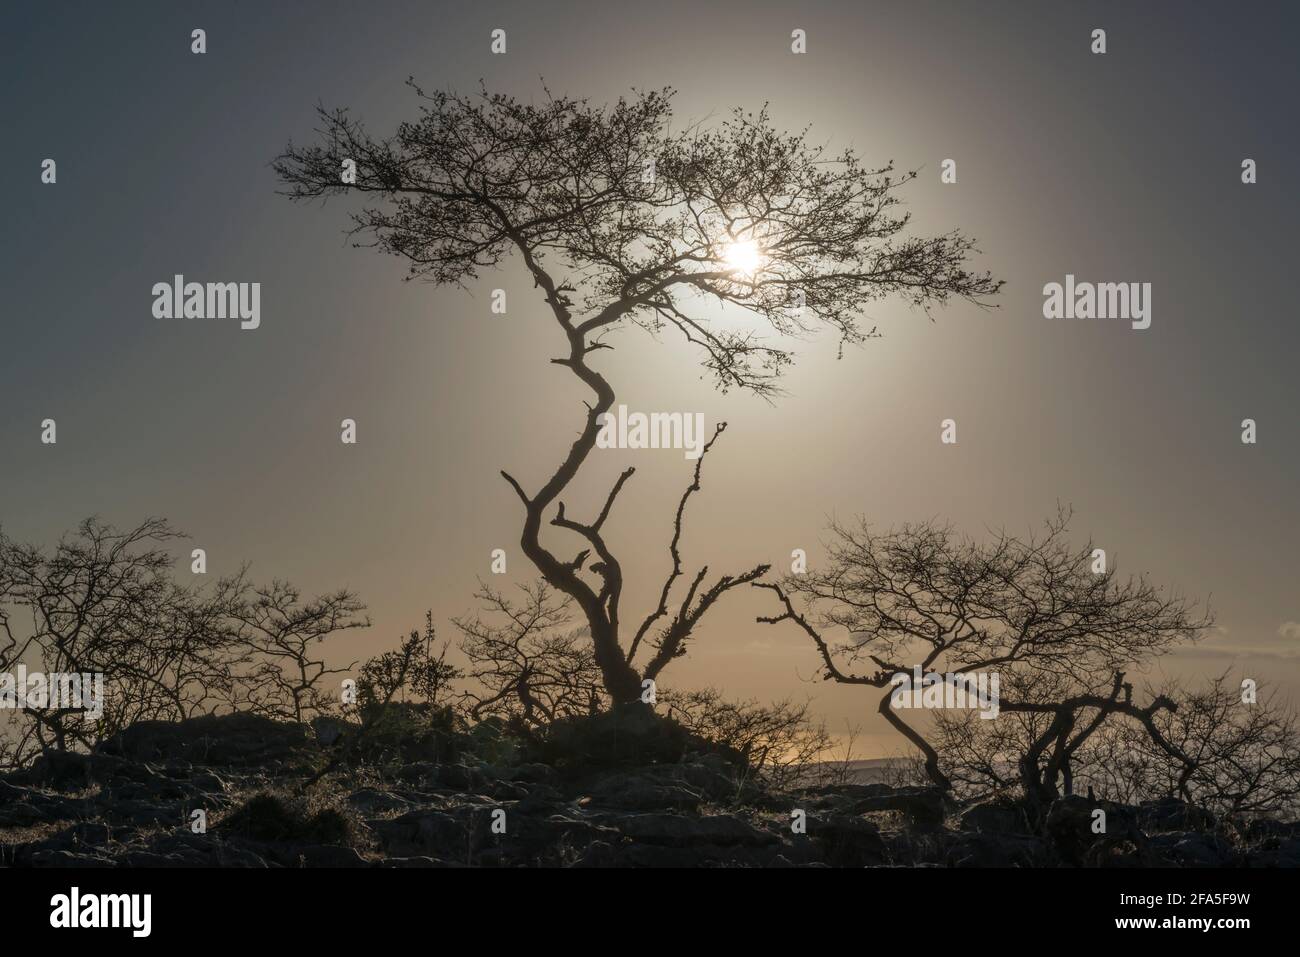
left=924, top=668, right=1102, bottom=799
left=275, top=85, right=1001, bottom=702
left=354, top=610, right=460, bottom=713
left=227, top=579, right=370, bottom=722
left=0, top=518, right=241, bottom=756
left=1104, top=673, right=1300, bottom=817
left=0, top=518, right=373, bottom=767
left=304, top=613, right=464, bottom=788
left=660, top=687, right=832, bottom=790
left=455, top=580, right=604, bottom=727
left=758, top=509, right=1211, bottom=805
left=926, top=670, right=1300, bottom=820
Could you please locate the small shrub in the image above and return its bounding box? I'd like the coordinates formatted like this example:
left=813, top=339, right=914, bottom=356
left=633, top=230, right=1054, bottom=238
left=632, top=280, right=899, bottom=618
left=217, top=790, right=361, bottom=847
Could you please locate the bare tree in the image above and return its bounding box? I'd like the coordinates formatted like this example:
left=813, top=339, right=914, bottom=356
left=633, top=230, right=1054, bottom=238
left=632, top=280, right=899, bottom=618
left=924, top=669, right=1073, bottom=800
left=455, top=580, right=605, bottom=727
left=275, top=84, right=1001, bottom=702
left=1104, top=674, right=1300, bottom=818
left=757, top=509, right=1211, bottom=802
left=355, top=610, right=461, bottom=714
left=926, top=670, right=1300, bottom=820
left=996, top=671, right=1183, bottom=810
left=0, top=518, right=241, bottom=757
left=227, top=579, right=370, bottom=723
left=0, top=518, right=376, bottom=767
left=303, top=613, right=464, bottom=789
left=660, top=687, right=832, bottom=790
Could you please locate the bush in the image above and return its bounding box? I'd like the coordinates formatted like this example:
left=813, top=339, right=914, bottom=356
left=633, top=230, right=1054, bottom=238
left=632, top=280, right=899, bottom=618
left=347, top=701, right=464, bottom=767
left=217, top=790, right=360, bottom=846
left=529, top=701, right=738, bottom=773
left=660, top=687, right=831, bottom=789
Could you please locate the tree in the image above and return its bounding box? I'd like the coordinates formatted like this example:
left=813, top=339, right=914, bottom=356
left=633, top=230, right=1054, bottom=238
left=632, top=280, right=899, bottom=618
left=919, top=668, right=1140, bottom=801
left=0, top=517, right=375, bottom=767
left=304, top=612, right=464, bottom=787
left=227, top=579, right=370, bottom=723
left=275, top=84, right=1002, bottom=702
left=926, top=671, right=1300, bottom=820
left=757, top=509, right=1211, bottom=805
left=354, top=610, right=460, bottom=713
left=660, top=687, right=832, bottom=791
left=1103, top=674, right=1300, bottom=818
left=455, top=580, right=605, bottom=727
left=0, top=518, right=240, bottom=757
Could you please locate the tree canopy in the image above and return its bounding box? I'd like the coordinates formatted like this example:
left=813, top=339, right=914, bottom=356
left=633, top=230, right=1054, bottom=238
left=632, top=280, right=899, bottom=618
left=276, top=84, right=1003, bottom=703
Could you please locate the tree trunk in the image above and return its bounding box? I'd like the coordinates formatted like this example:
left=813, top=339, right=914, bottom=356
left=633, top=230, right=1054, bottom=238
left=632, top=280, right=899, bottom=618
left=590, top=620, right=644, bottom=704
left=878, top=690, right=951, bottom=792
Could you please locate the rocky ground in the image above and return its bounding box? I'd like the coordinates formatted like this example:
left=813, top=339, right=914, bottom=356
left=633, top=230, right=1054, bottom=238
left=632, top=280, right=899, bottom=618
left=1, top=709, right=1296, bottom=867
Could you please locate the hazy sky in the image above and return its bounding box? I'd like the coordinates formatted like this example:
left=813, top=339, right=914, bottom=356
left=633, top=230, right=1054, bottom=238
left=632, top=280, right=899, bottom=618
left=4, top=1, right=1298, bottom=754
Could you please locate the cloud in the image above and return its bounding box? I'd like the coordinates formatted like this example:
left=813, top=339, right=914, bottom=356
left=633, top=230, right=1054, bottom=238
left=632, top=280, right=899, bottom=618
left=1172, top=624, right=1300, bottom=661
left=1180, top=645, right=1300, bottom=661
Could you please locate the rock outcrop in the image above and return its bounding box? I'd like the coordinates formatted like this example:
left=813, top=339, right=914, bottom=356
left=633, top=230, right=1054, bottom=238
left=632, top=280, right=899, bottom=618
left=0, top=712, right=1292, bottom=868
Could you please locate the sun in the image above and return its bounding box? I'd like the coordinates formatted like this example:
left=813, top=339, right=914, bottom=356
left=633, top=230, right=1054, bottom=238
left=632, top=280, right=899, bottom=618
left=720, top=239, right=764, bottom=277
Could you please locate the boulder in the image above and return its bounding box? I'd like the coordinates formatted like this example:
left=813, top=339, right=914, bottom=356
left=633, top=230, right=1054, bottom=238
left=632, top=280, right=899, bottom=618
left=582, top=775, right=705, bottom=811
left=809, top=814, right=886, bottom=867
left=118, top=851, right=199, bottom=867
left=377, top=856, right=465, bottom=868
left=24, top=849, right=117, bottom=868
left=12, top=751, right=153, bottom=790
left=1138, top=797, right=1215, bottom=833
left=850, top=787, right=947, bottom=829
left=279, top=844, right=370, bottom=868
left=1250, top=837, right=1300, bottom=868
left=97, top=713, right=316, bottom=767
left=611, top=812, right=778, bottom=848
left=945, top=832, right=1050, bottom=868
left=1045, top=795, right=1143, bottom=866
left=502, top=763, right=561, bottom=787
left=216, top=792, right=355, bottom=845
left=99, top=799, right=184, bottom=828
left=207, top=842, right=271, bottom=868
left=311, top=715, right=351, bottom=747
left=346, top=788, right=414, bottom=816
left=0, top=791, right=89, bottom=827
left=533, top=703, right=741, bottom=772
left=960, top=799, right=1033, bottom=835
left=1243, top=818, right=1300, bottom=843
left=368, top=809, right=469, bottom=858
left=1148, top=832, right=1237, bottom=868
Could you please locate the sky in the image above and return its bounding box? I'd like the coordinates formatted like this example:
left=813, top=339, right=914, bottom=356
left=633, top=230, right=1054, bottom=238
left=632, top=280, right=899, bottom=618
left=3, top=0, right=1298, bottom=755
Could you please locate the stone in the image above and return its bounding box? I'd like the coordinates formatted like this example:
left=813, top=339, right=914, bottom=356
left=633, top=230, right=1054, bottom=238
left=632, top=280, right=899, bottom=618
left=611, top=813, right=778, bottom=848
left=960, top=800, right=1032, bottom=835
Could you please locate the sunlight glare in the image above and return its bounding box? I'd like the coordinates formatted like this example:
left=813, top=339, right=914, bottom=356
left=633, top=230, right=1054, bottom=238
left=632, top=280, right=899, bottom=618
left=721, top=239, right=764, bottom=277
